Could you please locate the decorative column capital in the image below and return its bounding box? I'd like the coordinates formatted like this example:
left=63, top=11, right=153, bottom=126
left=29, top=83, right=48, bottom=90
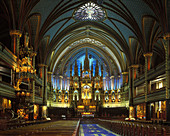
left=59, top=75, right=63, bottom=78
left=128, top=64, right=139, bottom=69
left=38, top=64, right=48, bottom=67
left=163, top=33, right=170, bottom=40
left=143, top=52, right=153, bottom=57
left=32, top=52, right=37, bottom=56
left=110, top=76, right=114, bottom=79
left=122, top=72, right=128, bottom=75
left=47, top=71, right=53, bottom=75
left=10, top=30, right=22, bottom=37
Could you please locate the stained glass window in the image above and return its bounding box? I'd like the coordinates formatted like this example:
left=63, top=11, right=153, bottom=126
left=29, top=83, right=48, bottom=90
left=73, top=2, right=106, bottom=21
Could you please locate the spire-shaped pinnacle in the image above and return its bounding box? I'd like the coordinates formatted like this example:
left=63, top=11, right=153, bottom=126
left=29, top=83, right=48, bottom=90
left=80, top=62, right=82, bottom=77
left=91, top=62, right=93, bottom=77
left=74, top=60, right=78, bottom=76
left=70, top=64, right=72, bottom=77
left=84, top=49, right=89, bottom=71
left=95, top=60, right=99, bottom=77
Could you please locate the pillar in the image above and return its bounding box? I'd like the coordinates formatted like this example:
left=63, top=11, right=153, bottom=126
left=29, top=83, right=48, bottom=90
left=48, top=72, right=53, bottom=107
left=118, top=75, right=121, bottom=89
left=53, top=75, right=55, bottom=89
left=115, top=76, right=117, bottom=90
left=39, top=64, right=43, bottom=79
left=9, top=30, right=22, bottom=56
left=128, top=65, right=139, bottom=118
left=38, top=64, right=48, bottom=118
left=32, top=54, right=36, bottom=104
left=59, top=75, right=63, bottom=90
left=44, top=65, right=48, bottom=105
left=121, top=72, right=128, bottom=102
left=164, top=33, right=170, bottom=121
left=110, top=76, right=114, bottom=90
left=164, top=33, right=170, bottom=99
left=128, top=66, right=133, bottom=107
left=143, top=53, right=153, bottom=120
left=132, top=65, right=139, bottom=97
left=107, top=76, right=109, bottom=90
left=143, top=52, right=153, bottom=102
left=122, top=72, right=128, bottom=84
left=38, top=64, right=44, bottom=99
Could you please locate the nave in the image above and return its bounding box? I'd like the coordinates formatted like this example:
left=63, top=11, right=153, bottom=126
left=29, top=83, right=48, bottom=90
left=1, top=118, right=170, bottom=136
left=0, top=0, right=169, bottom=136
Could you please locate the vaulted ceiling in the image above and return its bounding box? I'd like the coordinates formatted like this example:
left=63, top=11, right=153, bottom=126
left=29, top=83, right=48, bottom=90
left=0, top=0, right=169, bottom=76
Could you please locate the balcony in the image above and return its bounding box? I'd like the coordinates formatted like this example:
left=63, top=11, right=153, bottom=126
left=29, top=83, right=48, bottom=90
left=134, top=62, right=165, bottom=87
left=0, top=81, right=15, bottom=98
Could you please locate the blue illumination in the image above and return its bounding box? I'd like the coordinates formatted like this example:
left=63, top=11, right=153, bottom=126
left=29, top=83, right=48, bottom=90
left=99, top=65, right=101, bottom=76
left=77, top=60, right=81, bottom=76
left=80, top=124, right=117, bottom=136
left=93, top=61, right=96, bottom=76
left=57, top=78, right=60, bottom=89
left=66, top=53, right=106, bottom=79
left=72, top=65, right=74, bottom=76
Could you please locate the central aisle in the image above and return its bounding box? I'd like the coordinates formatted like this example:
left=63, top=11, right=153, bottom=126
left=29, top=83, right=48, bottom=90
left=79, top=124, right=120, bottom=136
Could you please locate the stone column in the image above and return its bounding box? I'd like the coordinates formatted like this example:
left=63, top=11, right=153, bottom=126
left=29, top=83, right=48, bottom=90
left=48, top=72, right=53, bottom=107
left=9, top=30, right=22, bottom=56
left=143, top=53, right=153, bottom=120
left=132, top=65, right=139, bottom=97
left=38, top=64, right=48, bottom=118
left=59, top=75, right=63, bottom=90
left=121, top=72, right=128, bottom=102
left=44, top=65, right=48, bottom=105
left=122, top=72, right=128, bottom=84
left=38, top=64, right=44, bottom=99
left=115, top=76, right=117, bottom=90
left=52, top=75, right=55, bottom=89
left=128, top=66, right=133, bottom=107
left=128, top=65, right=138, bottom=118
left=107, top=76, right=109, bottom=90
left=164, top=33, right=170, bottom=99
left=32, top=54, right=36, bottom=104
left=143, top=53, right=153, bottom=102
left=164, top=33, right=170, bottom=121
left=118, top=75, right=121, bottom=89
left=38, top=64, right=43, bottom=79
left=110, top=76, right=114, bottom=90
left=128, top=65, right=134, bottom=119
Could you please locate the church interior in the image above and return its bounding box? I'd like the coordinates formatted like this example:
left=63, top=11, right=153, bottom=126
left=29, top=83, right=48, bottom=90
left=0, top=0, right=169, bottom=135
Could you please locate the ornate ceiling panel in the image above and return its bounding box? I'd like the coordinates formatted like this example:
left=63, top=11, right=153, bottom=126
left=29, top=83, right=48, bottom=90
left=0, top=0, right=168, bottom=77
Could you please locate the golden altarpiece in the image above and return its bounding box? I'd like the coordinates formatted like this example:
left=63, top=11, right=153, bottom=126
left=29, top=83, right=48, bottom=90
left=50, top=49, right=124, bottom=116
